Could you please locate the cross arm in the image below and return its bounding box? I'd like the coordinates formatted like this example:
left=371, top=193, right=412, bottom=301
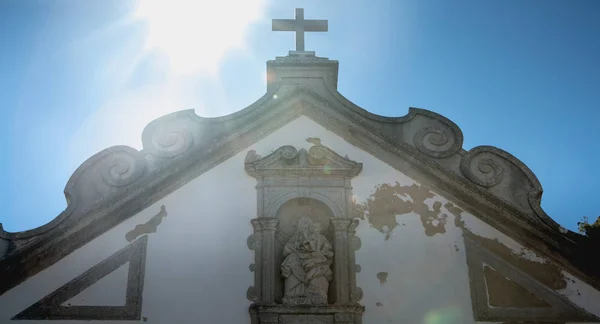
left=303, top=20, right=328, bottom=32
left=272, top=19, right=297, bottom=31
left=272, top=19, right=328, bottom=32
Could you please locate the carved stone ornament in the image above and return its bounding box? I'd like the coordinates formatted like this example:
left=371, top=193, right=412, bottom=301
left=413, top=125, right=462, bottom=158
left=245, top=144, right=362, bottom=179
left=281, top=217, right=333, bottom=305
left=246, top=143, right=364, bottom=323
left=460, top=147, right=506, bottom=187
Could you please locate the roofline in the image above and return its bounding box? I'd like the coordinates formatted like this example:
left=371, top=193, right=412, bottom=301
left=1, top=79, right=597, bottom=295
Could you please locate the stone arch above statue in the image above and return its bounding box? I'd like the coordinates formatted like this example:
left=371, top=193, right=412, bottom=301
left=276, top=197, right=335, bottom=239
left=269, top=192, right=343, bottom=220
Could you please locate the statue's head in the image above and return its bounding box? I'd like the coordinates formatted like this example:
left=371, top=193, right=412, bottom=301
left=297, top=217, right=314, bottom=233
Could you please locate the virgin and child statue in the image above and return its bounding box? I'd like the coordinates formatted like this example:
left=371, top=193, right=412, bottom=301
left=281, top=217, right=334, bottom=305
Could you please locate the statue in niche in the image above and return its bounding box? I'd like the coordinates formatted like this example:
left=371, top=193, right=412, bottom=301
left=281, top=217, right=333, bottom=305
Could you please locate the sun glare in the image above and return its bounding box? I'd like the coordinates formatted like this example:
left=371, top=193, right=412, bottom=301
left=134, top=0, right=265, bottom=75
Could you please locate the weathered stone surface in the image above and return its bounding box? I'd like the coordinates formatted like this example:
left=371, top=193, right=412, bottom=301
left=464, top=235, right=598, bottom=322
left=484, top=266, right=551, bottom=308
left=250, top=304, right=364, bottom=324
left=281, top=218, right=333, bottom=305
left=12, top=236, right=147, bottom=320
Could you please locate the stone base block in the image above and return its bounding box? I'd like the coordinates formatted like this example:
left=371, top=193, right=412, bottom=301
left=249, top=304, right=364, bottom=324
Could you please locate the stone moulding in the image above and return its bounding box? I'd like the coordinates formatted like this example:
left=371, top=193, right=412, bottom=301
left=12, top=235, right=148, bottom=320
left=249, top=304, right=365, bottom=324
left=1, top=55, right=597, bottom=297
left=464, top=236, right=599, bottom=322
left=244, top=145, right=363, bottom=179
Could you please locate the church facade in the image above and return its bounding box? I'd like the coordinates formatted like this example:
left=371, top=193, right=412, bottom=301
left=1, top=9, right=599, bottom=324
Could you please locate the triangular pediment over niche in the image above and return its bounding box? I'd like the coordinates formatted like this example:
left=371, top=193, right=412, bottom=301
left=245, top=141, right=362, bottom=178
left=12, top=236, right=147, bottom=321
left=464, top=236, right=598, bottom=322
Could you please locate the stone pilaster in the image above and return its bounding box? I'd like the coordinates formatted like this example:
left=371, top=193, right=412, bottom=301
left=257, top=218, right=278, bottom=304
left=331, top=218, right=352, bottom=304
left=348, top=219, right=363, bottom=304
left=249, top=219, right=263, bottom=303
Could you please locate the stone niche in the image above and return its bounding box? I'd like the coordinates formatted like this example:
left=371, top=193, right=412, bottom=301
left=245, top=143, right=364, bottom=324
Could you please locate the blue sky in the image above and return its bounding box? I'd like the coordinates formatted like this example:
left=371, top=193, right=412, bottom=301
left=1, top=0, right=599, bottom=232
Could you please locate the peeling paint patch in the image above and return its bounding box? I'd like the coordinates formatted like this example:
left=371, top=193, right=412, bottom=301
left=244, top=150, right=262, bottom=163
left=461, top=213, right=550, bottom=264
left=353, top=182, right=448, bottom=239
left=558, top=270, right=600, bottom=317
left=306, top=137, right=322, bottom=145
left=444, top=202, right=464, bottom=228
left=377, top=272, right=388, bottom=285
left=125, top=205, right=168, bottom=242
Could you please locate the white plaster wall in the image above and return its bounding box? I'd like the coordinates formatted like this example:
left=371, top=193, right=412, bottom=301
left=1, top=115, right=599, bottom=324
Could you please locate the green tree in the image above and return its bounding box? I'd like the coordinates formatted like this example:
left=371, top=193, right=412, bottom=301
left=578, top=216, right=600, bottom=238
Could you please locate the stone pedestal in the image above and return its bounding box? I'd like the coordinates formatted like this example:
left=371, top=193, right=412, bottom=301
left=250, top=304, right=364, bottom=324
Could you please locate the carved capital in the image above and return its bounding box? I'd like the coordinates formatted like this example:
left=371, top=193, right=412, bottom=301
left=256, top=218, right=279, bottom=232
left=348, top=219, right=359, bottom=234
left=251, top=219, right=263, bottom=232
left=331, top=218, right=352, bottom=232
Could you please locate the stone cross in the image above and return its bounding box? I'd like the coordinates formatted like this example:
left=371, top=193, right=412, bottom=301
left=272, top=8, right=328, bottom=52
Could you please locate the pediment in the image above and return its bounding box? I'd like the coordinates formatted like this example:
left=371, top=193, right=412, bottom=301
left=1, top=60, right=597, bottom=297
left=245, top=143, right=362, bottom=178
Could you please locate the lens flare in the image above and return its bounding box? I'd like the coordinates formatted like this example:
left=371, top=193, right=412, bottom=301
left=134, top=0, right=265, bottom=75
left=424, top=306, right=462, bottom=324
